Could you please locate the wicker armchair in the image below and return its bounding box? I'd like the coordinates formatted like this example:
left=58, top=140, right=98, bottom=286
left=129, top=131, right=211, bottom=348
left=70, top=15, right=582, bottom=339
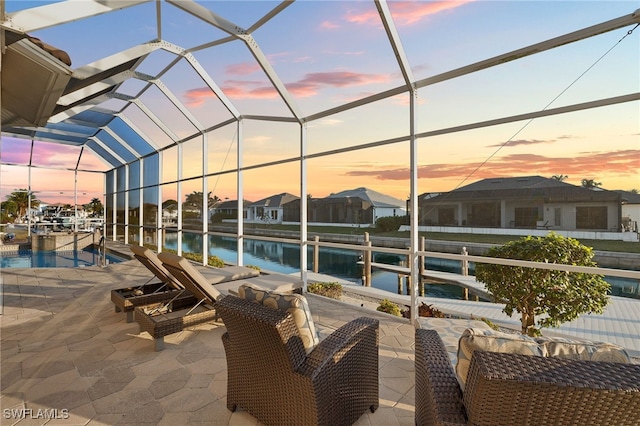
left=215, top=295, right=379, bottom=426
left=415, top=328, right=640, bottom=426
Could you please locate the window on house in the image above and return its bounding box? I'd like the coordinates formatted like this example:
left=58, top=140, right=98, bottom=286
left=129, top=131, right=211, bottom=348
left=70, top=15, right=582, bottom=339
left=576, top=206, right=607, bottom=229
left=471, top=203, right=500, bottom=227
left=270, top=210, right=278, bottom=220
left=514, top=207, right=538, bottom=227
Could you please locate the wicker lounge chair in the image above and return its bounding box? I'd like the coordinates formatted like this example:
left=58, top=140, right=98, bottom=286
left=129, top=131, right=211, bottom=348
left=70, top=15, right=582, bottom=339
left=415, top=328, right=640, bottom=426
left=111, top=245, right=259, bottom=322
left=134, top=252, right=301, bottom=351
left=216, top=294, right=379, bottom=426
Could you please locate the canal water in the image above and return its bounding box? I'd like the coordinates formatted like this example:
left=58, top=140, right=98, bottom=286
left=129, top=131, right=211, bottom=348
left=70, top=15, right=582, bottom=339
left=166, top=233, right=639, bottom=301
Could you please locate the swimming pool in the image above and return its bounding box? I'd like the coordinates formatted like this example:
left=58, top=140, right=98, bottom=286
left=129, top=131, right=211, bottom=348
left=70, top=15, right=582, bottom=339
left=0, top=247, right=126, bottom=268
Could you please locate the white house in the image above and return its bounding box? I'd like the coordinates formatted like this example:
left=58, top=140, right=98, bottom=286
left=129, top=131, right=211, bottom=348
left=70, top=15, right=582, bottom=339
left=246, top=193, right=299, bottom=224
left=616, top=190, right=640, bottom=232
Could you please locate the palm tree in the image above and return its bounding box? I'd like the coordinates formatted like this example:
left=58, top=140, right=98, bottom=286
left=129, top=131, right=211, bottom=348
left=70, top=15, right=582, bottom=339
left=1, top=200, right=18, bottom=222
left=581, top=179, right=602, bottom=189
left=183, top=191, right=219, bottom=217
left=551, top=174, right=568, bottom=181
left=84, top=197, right=104, bottom=217
left=5, top=189, right=40, bottom=220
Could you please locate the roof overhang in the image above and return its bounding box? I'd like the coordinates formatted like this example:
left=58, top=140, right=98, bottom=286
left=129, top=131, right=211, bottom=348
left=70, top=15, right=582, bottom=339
left=1, top=31, right=73, bottom=127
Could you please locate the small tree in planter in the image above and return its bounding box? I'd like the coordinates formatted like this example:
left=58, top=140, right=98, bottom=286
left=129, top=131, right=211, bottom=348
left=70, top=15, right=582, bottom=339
left=475, top=233, right=610, bottom=336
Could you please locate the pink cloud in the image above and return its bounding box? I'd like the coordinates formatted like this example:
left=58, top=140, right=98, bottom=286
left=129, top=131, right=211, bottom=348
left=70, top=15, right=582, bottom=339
left=184, top=70, right=393, bottom=102
left=221, top=80, right=279, bottom=100
left=301, top=71, right=390, bottom=87
left=321, top=20, right=339, bottom=30
left=31, top=143, right=81, bottom=168
left=388, top=1, right=475, bottom=26
left=488, top=138, right=555, bottom=147
left=285, top=81, right=321, bottom=98
left=293, top=56, right=313, bottom=63
left=287, top=71, right=391, bottom=97
left=183, top=87, right=215, bottom=107
left=225, top=62, right=262, bottom=76
left=344, top=150, right=640, bottom=184
left=345, top=1, right=474, bottom=27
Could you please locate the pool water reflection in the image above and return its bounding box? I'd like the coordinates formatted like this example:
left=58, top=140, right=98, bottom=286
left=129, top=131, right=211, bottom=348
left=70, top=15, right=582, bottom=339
left=0, top=247, right=124, bottom=268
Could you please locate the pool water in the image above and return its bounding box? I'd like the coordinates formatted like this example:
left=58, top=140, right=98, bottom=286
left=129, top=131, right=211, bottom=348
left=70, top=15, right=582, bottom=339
left=0, top=247, right=125, bottom=268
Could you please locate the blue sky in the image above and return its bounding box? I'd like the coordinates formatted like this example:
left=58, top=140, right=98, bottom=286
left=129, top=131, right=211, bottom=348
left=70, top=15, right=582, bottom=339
left=1, top=1, right=638, bottom=204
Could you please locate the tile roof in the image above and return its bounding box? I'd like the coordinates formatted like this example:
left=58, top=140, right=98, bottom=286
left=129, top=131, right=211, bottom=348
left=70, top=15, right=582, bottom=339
left=326, top=187, right=406, bottom=208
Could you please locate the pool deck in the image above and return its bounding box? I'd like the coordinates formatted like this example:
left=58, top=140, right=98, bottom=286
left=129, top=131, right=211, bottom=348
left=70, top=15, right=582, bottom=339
left=2, top=259, right=426, bottom=425
left=1, top=243, right=638, bottom=424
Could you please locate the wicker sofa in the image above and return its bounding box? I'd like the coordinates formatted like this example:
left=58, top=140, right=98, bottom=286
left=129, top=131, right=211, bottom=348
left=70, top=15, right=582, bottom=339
left=415, top=328, right=640, bottom=426
left=216, top=294, right=379, bottom=426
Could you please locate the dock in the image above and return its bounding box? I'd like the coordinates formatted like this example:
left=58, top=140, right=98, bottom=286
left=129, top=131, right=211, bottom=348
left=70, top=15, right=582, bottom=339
left=358, top=261, right=492, bottom=300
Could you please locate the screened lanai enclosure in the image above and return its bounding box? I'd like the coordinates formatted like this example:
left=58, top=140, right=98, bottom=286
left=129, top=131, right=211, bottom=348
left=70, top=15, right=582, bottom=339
left=1, top=1, right=639, bottom=321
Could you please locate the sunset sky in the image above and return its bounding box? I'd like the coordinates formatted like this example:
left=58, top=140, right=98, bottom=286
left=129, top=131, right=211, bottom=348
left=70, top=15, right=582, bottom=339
left=1, top=0, right=638, bottom=206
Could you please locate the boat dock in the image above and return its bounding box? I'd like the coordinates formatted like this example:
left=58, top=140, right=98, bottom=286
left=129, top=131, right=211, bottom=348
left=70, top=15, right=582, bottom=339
left=358, top=261, right=493, bottom=300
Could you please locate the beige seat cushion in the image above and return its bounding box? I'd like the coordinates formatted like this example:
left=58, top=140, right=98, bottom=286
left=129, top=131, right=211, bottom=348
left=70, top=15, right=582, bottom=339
left=238, top=283, right=319, bottom=353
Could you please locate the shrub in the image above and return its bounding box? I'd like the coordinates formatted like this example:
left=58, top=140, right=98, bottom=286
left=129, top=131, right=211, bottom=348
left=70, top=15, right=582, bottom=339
left=206, top=255, right=225, bottom=268
left=210, top=212, right=234, bottom=223
left=307, top=282, right=343, bottom=299
left=160, top=249, right=225, bottom=268
left=377, top=299, right=402, bottom=316
left=374, top=215, right=407, bottom=232
left=402, top=302, right=444, bottom=318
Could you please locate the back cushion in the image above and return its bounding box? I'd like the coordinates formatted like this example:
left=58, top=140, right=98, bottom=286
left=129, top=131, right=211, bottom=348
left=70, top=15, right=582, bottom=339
left=536, top=335, right=631, bottom=363
left=456, top=328, right=543, bottom=388
left=456, top=328, right=632, bottom=389
left=239, top=283, right=319, bottom=353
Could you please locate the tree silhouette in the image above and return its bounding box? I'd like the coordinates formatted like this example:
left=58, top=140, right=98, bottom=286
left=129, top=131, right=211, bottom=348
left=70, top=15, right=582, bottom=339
left=581, top=179, right=602, bottom=189
left=84, top=197, right=103, bottom=217
left=1, top=200, right=18, bottom=222
left=5, top=189, right=40, bottom=219
left=551, top=174, right=568, bottom=181
left=183, top=191, right=219, bottom=217
left=162, top=199, right=178, bottom=217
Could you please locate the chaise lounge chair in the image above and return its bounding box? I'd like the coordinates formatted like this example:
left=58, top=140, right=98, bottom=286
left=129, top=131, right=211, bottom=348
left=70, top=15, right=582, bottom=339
left=134, top=251, right=302, bottom=350
left=111, top=245, right=259, bottom=322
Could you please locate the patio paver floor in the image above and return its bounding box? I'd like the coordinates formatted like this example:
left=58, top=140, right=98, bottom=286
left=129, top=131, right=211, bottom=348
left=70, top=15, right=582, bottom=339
left=1, top=252, right=500, bottom=425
